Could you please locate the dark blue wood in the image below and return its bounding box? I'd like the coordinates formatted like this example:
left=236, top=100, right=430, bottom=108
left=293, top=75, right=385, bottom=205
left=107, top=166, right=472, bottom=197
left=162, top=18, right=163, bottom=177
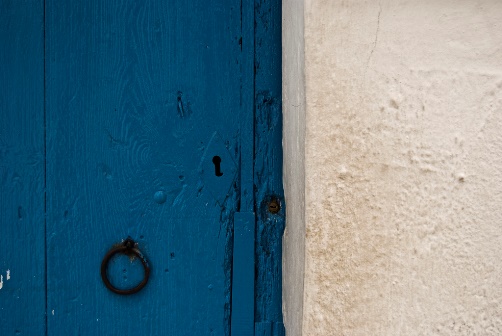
left=231, top=212, right=255, bottom=335
left=255, top=322, right=286, bottom=336
left=45, top=1, right=245, bottom=335
left=229, top=0, right=257, bottom=334
left=239, top=0, right=256, bottom=213
left=0, top=0, right=284, bottom=334
left=0, top=1, right=46, bottom=334
left=254, top=0, right=285, bottom=334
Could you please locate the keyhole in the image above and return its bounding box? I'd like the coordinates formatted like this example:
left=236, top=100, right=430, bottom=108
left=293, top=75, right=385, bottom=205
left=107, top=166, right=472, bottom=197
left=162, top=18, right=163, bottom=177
left=212, top=156, right=223, bottom=176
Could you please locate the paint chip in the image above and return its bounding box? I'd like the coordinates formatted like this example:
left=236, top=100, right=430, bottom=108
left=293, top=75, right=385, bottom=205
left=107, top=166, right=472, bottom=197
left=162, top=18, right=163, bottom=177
left=0, top=275, right=3, bottom=290
left=6, top=270, right=10, bottom=280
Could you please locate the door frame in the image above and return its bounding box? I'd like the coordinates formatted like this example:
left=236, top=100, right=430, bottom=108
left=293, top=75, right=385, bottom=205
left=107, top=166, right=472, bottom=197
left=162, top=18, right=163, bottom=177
left=231, top=0, right=285, bottom=335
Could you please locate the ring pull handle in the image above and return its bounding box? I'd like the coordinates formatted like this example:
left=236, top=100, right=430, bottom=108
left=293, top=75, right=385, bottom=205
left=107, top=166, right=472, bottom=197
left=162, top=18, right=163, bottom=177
left=100, top=237, right=150, bottom=295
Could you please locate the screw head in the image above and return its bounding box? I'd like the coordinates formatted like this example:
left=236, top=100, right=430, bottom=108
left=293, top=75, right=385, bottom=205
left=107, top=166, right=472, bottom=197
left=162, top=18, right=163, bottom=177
left=268, top=198, right=280, bottom=214
left=123, top=237, right=135, bottom=249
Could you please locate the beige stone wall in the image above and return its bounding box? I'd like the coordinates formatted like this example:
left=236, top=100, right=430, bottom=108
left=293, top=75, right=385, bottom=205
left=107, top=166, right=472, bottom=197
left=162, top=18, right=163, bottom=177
left=296, top=0, right=502, bottom=335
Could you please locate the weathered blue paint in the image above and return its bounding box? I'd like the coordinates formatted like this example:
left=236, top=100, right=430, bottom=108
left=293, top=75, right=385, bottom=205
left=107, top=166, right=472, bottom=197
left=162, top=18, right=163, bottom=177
left=254, top=0, right=285, bottom=334
left=0, top=0, right=46, bottom=334
left=254, top=0, right=285, bottom=336
left=255, top=321, right=287, bottom=336
left=0, top=0, right=283, bottom=334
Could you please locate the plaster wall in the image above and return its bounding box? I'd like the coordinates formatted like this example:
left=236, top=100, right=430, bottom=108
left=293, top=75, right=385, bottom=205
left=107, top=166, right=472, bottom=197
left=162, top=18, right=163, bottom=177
left=285, top=0, right=502, bottom=335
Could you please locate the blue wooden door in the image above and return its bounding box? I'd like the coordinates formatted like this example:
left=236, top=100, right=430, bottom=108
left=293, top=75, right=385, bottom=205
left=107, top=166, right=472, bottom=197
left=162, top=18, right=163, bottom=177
left=0, top=1, right=46, bottom=334
left=1, top=0, right=283, bottom=335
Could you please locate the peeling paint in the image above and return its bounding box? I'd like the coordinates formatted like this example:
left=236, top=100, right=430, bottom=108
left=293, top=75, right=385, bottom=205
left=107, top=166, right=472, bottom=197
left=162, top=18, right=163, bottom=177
left=253, top=0, right=284, bottom=330
left=6, top=269, right=10, bottom=280
left=176, top=91, right=192, bottom=118
left=0, top=275, right=3, bottom=290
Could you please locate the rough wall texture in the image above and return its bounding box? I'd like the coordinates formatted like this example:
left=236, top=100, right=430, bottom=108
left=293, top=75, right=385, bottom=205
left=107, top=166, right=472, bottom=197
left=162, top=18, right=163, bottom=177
left=303, top=0, right=502, bottom=335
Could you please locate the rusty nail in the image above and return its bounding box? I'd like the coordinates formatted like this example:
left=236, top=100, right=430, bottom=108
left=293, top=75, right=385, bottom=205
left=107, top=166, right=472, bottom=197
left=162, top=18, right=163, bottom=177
left=268, top=198, right=280, bottom=214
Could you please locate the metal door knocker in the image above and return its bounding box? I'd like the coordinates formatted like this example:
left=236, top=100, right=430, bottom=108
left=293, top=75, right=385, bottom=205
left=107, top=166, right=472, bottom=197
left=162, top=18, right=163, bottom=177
left=100, top=237, right=150, bottom=295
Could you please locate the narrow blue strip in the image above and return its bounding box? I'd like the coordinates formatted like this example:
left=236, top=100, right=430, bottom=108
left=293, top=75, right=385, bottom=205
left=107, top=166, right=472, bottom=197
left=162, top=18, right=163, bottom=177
left=231, top=212, right=256, bottom=336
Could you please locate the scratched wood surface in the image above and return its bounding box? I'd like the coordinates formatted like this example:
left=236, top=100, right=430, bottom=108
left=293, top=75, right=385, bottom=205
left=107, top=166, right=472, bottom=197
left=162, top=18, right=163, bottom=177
left=46, top=0, right=243, bottom=334
left=254, top=0, right=285, bottom=335
left=0, top=0, right=46, bottom=334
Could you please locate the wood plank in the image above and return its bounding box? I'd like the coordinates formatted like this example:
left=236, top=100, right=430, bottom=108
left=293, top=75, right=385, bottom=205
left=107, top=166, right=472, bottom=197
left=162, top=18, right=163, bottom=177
left=239, top=0, right=256, bottom=213
left=254, top=0, right=285, bottom=329
left=231, top=212, right=255, bottom=335
left=255, top=321, right=286, bottom=336
left=0, top=0, right=46, bottom=334
left=46, top=1, right=245, bottom=334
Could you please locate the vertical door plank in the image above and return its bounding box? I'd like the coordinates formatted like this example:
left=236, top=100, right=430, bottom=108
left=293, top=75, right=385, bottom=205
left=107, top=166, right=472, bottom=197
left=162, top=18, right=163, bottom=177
left=229, top=0, right=256, bottom=333
left=254, top=0, right=285, bottom=334
left=0, top=0, right=46, bottom=334
left=239, top=0, right=256, bottom=213
left=46, top=1, right=245, bottom=335
left=231, top=212, right=255, bottom=335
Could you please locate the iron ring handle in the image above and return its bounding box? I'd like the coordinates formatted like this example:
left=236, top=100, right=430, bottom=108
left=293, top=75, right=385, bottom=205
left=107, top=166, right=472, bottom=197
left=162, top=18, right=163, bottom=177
left=100, top=237, right=150, bottom=295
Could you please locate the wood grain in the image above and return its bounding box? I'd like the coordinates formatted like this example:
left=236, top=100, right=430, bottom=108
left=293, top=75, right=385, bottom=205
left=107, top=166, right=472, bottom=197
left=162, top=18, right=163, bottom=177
left=0, top=1, right=284, bottom=333
left=46, top=0, right=243, bottom=334
left=0, top=0, right=46, bottom=334
left=254, top=0, right=286, bottom=334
